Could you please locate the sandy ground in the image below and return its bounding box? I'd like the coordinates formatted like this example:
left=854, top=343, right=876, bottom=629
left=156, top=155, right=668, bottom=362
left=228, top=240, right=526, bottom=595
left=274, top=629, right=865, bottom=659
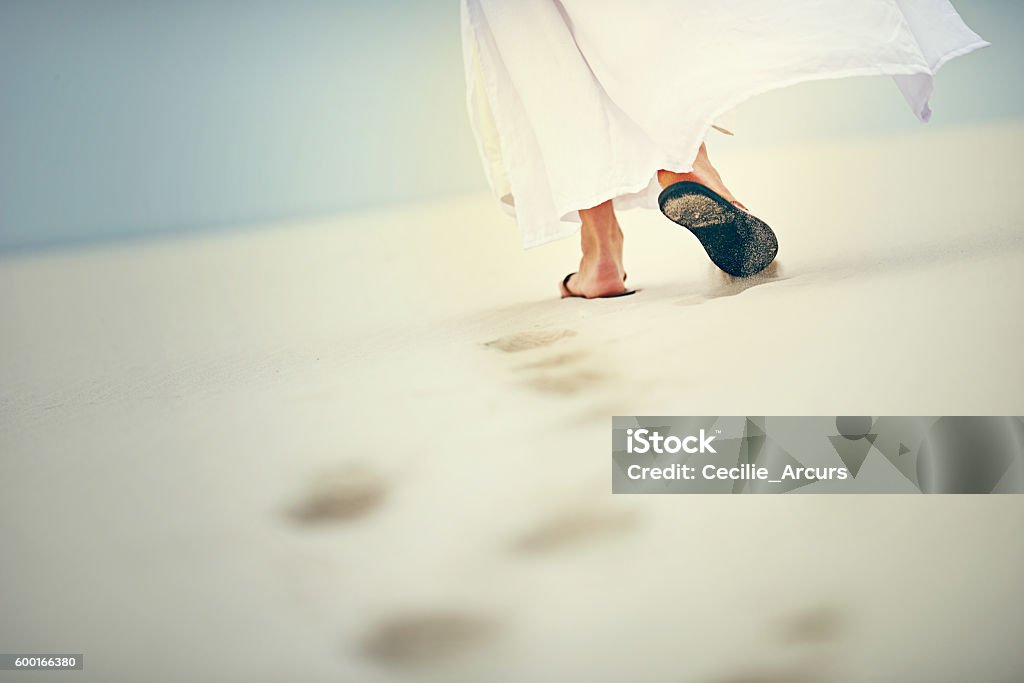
left=2, top=123, right=1023, bottom=682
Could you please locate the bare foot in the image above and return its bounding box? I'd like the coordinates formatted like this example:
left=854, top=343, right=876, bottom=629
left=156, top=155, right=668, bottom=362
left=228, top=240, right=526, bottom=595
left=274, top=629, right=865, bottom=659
left=562, top=200, right=628, bottom=298
left=657, top=143, right=746, bottom=210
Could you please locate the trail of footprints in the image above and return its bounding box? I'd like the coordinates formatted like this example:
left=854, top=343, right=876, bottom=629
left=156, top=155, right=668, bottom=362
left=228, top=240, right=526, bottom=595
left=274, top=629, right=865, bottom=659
left=285, top=463, right=848, bottom=679
left=282, top=329, right=846, bottom=678
left=285, top=461, right=643, bottom=671
left=485, top=327, right=611, bottom=397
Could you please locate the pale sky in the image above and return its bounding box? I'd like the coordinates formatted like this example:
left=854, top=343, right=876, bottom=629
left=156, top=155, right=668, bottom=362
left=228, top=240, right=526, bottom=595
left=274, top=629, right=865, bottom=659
left=1, top=0, right=1020, bottom=252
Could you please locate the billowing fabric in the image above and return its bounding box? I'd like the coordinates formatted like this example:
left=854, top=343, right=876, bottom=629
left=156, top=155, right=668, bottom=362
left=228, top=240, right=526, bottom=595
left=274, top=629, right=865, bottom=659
left=460, top=0, right=988, bottom=248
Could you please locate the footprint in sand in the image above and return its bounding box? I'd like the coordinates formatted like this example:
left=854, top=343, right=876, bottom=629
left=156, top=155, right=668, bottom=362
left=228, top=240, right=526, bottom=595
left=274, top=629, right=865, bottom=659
left=285, top=465, right=388, bottom=525
left=484, top=328, right=576, bottom=353
left=487, top=330, right=602, bottom=395
left=509, top=347, right=605, bottom=396
left=360, top=612, right=498, bottom=668
left=522, top=368, right=606, bottom=396
left=511, top=505, right=638, bottom=554
left=777, top=605, right=846, bottom=645
left=710, top=605, right=847, bottom=683
left=515, top=350, right=584, bottom=371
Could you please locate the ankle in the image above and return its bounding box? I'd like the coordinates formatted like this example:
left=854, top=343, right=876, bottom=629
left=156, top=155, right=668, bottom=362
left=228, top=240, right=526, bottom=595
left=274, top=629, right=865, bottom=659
left=658, top=168, right=694, bottom=189
left=581, top=231, right=622, bottom=259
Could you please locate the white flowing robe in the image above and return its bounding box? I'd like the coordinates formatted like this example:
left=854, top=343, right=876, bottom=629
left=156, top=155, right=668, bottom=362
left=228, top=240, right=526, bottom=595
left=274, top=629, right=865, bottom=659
left=460, top=0, right=988, bottom=248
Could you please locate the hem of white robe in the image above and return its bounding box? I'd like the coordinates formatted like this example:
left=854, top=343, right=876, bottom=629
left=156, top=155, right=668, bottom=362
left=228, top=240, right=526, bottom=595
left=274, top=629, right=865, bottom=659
left=511, top=41, right=990, bottom=251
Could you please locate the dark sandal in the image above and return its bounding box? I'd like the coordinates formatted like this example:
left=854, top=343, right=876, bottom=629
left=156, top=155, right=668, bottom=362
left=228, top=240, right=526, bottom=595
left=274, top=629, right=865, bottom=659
left=559, top=272, right=636, bottom=299
left=658, top=181, right=778, bottom=277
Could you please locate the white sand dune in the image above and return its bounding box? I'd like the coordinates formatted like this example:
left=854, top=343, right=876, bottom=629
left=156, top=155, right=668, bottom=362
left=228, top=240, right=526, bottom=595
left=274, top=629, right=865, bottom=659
left=1, top=123, right=1023, bottom=682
